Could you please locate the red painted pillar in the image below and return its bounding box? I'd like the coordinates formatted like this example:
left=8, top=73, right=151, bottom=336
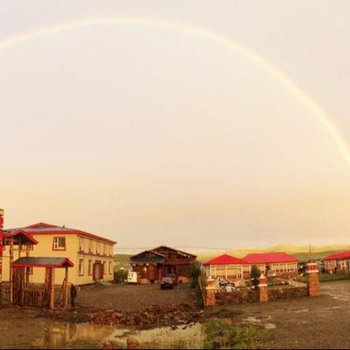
left=307, top=263, right=320, bottom=297
left=0, top=209, right=4, bottom=278
left=259, top=273, right=269, bottom=302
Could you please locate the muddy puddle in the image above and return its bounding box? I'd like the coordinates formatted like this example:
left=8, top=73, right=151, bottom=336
left=31, top=322, right=203, bottom=349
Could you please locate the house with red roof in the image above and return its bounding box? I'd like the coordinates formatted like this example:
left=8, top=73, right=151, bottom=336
left=243, top=252, right=299, bottom=277
left=323, top=251, right=350, bottom=273
left=2, top=220, right=116, bottom=285
left=203, top=254, right=250, bottom=282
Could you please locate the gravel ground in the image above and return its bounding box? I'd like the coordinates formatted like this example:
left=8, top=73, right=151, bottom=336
left=75, top=283, right=197, bottom=312
left=206, top=280, right=350, bottom=349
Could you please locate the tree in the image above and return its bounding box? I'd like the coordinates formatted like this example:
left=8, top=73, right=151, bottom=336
left=189, top=261, right=202, bottom=288
left=250, top=265, right=261, bottom=287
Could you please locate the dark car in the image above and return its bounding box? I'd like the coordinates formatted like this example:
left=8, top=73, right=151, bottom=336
left=160, top=274, right=176, bottom=289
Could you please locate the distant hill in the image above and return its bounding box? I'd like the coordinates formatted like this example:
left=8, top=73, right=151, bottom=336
left=113, top=254, right=131, bottom=271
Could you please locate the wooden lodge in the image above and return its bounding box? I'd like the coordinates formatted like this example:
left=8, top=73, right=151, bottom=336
left=130, top=246, right=197, bottom=284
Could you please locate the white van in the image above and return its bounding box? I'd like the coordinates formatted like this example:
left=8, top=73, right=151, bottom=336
left=127, top=271, right=138, bottom=284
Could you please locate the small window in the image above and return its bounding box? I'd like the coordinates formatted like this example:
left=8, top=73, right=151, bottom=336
left=96, top=242, right=100, bottom=255
left=79, top=237, right=85, bottom=252
left=108, top=261, right=112, bottom=274
left=88, top=260, right=93, bottom=275
left=25, top=267, right=33, bottom=275
left=103, top=244, right=106, bottom=256
left=79, top=259, right=84, bottom=276
left=88, top=239, right=93, bottom=253
left=53, top=237, right=66, bottom=250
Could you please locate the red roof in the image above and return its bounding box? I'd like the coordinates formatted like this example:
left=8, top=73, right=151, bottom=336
left=203, top=254, right=247, bottom=266
left=324, top=251, right=350, bottom=260
left=12, top=257, right=74, bottom=268
left=243, top=252, right=298, bottom=264
left=6, top=223, right=116, bottom=244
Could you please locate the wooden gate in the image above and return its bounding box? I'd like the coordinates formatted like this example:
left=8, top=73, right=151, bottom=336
left=12, top=267, right=47, bottom=307
left=93, top=262, right=103, bottom=280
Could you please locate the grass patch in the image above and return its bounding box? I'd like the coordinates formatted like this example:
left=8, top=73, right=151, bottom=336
left=319, top=273, right=350, bottom=282
left=203, top=320, right=266, bottom=349
left=300, top=273, right=350, bottom=283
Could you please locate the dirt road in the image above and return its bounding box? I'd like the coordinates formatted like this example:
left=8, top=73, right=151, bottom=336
left=76, top=283, right=197, bottom=311
left=206, top=280, right=350, bottom=349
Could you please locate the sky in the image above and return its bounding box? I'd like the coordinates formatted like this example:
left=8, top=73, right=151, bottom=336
left=1, top=0, right=350, bottom=253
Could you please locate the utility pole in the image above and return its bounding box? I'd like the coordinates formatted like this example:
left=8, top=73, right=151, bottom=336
left=308, top=244, right=312, bottom=262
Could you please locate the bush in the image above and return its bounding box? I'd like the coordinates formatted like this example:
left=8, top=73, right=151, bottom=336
left=189, top=261, right=202, bottom=288
left=250, top=265, right=261, bottom=287
left=114, top=269, right=128, bottom=283
left=203, top=320, right=264, bottom=349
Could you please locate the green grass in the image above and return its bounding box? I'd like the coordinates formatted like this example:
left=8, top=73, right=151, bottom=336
left=203, top=320, right=266, bottom=349
left=300, top=273, right=350, bottom=283
left=319, top=273, right=350, bottom=282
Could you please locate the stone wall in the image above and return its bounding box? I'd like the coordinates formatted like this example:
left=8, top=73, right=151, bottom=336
left=215, top=285, right=308, bottom=305
left=268, top=286, right=308, bottom=301
left=215, top=288, right=259, bottom=305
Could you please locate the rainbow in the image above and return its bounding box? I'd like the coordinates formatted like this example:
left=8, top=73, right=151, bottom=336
left=1, top=17, right=349, bottom=167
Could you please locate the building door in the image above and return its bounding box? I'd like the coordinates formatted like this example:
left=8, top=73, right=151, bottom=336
left=149, top=264, right=156, bottom=283
left=93, top=262, right=102, bottom=281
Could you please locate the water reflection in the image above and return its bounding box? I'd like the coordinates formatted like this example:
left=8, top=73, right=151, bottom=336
left=31, top=323, right=113, bottom=348
left=31, top=322, right=203, bottom=349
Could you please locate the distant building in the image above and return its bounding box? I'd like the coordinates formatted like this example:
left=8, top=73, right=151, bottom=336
left=324, top=251, right=350, bottom=273
left=243, top=252, right=298, bottom=277
left=203, top=254, right=250, bottom=282
left=2, top=222, right=116, bottom=285
left=130, top=246, right=197, bottom=284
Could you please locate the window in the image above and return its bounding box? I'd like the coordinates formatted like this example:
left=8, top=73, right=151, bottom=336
left=53, top=237, right=66, bottom=250
left=103, top=261, right=106, bottom=275
left=79, top=237, right=85, bottom=252
left=88, top=260, right=93, bottom=275
left=25, top=267, right=33, bottom=275
left=79, top=259, right=85, bottom=276
left=88, top=239, right=93, bottom=253
left=103, top=244, right=106, bottom=256
left=108, top=261, right=112, bottom=275
left=96, top=242, right=100, bottom=255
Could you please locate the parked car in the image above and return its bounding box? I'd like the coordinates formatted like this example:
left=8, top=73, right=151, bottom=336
left=165, top=273, right=177, bottom=286
left=160, top=274, right=176, bottom=289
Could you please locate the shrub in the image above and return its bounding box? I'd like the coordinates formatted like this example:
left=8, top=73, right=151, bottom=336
left=203, top=320, right=264, bottom=349
left=114, top=269, right=128, bottom=283
left=189, top=261, right=202, bottom=288
left=250, top=265, right=261, bottom=287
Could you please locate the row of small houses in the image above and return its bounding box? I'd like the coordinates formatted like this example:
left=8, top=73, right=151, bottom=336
left=129, top=248, right=350, bottom=284
left=129, top=250, right=300, bottom=284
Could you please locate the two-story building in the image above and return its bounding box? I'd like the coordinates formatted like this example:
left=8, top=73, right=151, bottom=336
left=2, top=222, right=116, bottom=285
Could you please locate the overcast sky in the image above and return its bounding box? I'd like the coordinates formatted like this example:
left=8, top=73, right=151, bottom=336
left=1, top=1, right=350, bottom=252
